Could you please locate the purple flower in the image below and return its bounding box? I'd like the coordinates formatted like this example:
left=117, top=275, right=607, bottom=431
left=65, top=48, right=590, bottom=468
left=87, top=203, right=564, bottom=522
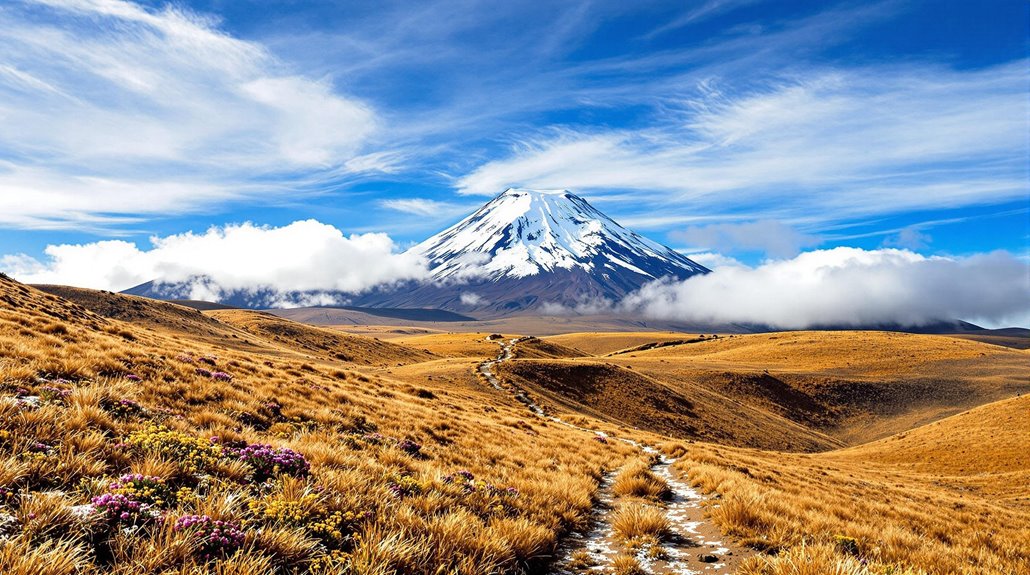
left=395, top=439, right=422, bottom=456
left=125, top=374, right=141, bottom=382
left=176, top=354, right=195, bottom=364
left=27, top=441, right=51, bottom=454
left=362, top=432, right=385, bottom=444
left=211, top=372, right=232, bottom=381
left=173, top=515, right=245, bottom=559
left=91, top=493, right=153, bottom=525
left=387, top=478, right=420, bottom=498
left=199, top=356, right=217, bottom=366
left=195, top=367, right=213, bottom=378
left=225, top=443, right=309, bottom=481
left=592, top=435, right=608, bottom=444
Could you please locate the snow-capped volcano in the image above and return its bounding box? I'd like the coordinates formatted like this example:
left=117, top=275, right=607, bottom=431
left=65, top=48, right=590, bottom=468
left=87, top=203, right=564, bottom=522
left=414, top=188, right=707, bottom=282
left=349, top=188, right=708, bottom=315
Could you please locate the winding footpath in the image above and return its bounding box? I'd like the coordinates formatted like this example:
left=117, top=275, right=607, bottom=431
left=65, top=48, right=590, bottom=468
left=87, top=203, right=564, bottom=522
left=478, top=338, right=749, bottom=575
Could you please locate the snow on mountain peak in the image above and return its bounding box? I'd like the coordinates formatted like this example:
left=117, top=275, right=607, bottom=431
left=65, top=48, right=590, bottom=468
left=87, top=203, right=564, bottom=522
left=411, top=188, right=709, bottom=282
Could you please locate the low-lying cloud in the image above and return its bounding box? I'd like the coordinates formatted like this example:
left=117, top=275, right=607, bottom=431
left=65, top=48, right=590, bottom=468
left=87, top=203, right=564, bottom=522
left=621, top=248, right=1030, bottom=329
left=2, top=220, right=427, bottom=304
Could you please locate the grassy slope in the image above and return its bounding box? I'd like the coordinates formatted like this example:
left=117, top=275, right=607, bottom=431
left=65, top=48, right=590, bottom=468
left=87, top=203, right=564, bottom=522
left=609, top=331, right=1029, bottom=444
left=667, top=396, right=1030, bottom=575
left=2, top=278, right=1026, bottom=575
left=542, top=331, right=702, bottom=356
left=498, top=359, right=842, bottom=452
left=32, top=284, right=255, bottom=344
left=510, top=337, right=589, bottom=359
left=387, top=333, right=505, bottom=359
left=205, top=309, right=437, bottom=366
left=830, top=395, right=1030, bottom=502
left=0, top=277, right=636, bottom=574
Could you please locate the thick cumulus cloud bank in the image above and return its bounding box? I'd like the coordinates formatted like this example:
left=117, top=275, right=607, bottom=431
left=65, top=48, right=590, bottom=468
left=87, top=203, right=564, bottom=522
left=621, top=248, right=1029, bottom=329
left=2, top=221, right=427, bottom=304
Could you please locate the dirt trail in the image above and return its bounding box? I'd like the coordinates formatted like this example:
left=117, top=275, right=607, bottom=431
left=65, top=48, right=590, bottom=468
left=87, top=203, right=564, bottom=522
left=478, top=337, right=750, bottom=574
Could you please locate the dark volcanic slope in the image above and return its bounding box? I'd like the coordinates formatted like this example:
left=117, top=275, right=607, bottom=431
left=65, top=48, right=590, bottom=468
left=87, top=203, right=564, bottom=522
left=352, top=267, right=661, bottom=316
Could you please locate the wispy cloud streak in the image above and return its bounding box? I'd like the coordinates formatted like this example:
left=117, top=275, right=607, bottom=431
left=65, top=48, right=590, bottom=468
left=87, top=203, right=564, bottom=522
left=0, top=0, right=378, bottom=229
left=456, top=61, right=1027, bottom=226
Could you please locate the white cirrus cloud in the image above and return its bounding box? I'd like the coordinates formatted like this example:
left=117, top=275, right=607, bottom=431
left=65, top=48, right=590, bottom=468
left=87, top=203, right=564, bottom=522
left=621, top=248, right=1030, bottom=329
left=1, top=220, right=428, bottom=298
left=0, top=0, right=378, bottom=229
left=455, top=62, right=1027, bottom=224
left=379, top=198, right=467, bottom=217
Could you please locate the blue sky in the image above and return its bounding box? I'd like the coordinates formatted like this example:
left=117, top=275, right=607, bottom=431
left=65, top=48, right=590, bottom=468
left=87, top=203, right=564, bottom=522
left=0, top=0, right=1027, bottom=277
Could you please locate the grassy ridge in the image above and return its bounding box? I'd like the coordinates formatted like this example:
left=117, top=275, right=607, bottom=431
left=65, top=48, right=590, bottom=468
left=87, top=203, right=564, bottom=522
left=664, top=398, right=1030, bottom=574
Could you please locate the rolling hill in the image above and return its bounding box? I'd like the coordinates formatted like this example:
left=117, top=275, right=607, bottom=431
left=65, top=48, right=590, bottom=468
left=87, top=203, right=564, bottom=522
left=0, top=275, right=1026, bottom=575
left=205, top=309, right=437, bottom=366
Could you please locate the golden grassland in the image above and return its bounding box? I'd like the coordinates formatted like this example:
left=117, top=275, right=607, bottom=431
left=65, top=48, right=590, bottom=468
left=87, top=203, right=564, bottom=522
left=388, top=333, right=506, bottom=360
left=498, top=359, right=841, bottom=452
left=618, top=330, right=1024, bottom=374
left=508, top=338, right=588, bottom=360
left=599, top=331, right=1029, bottom=444
left=830, top=395, right=1030, bottom=503
left=204, top=309, right=437, bottom=366
left=1, top=275, right=1027, bottom=574
left=542, top=332, right=699, bottom=357
left=316, top=326, right=445, bottom=341
left=663, top=397, right=1030, bottom=574
left=0, top=276, right=641, bottom=574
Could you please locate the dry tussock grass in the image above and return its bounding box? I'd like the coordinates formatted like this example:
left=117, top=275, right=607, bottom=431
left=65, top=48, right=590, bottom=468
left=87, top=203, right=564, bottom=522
left=607, top=330, right=1030, bottom=445
left=738, top=542, right=872, bottom=575
left=0, top=277, right=629, bottom=574
left=611, top=503, right=670, bottom=542
left=500, top=358, right=839, bottom=451
left=0, top=536, right=90, bottom=575
left=666, top=405, right=1030, bottom=575
left=611, top=553, right=648, bottom=575
left=612, top=458, right=671, bottom=500
left=3, top=277, right=1026, bottom=574
left=543, top=332, right=692, bottom=356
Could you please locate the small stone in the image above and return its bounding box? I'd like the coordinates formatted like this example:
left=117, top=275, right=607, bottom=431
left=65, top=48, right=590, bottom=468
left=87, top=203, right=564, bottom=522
left=69, top=504, right=95, bottom=519
left=0, top=512, right=17, bottom=537
left=698, top=553, right=719, bottom=563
